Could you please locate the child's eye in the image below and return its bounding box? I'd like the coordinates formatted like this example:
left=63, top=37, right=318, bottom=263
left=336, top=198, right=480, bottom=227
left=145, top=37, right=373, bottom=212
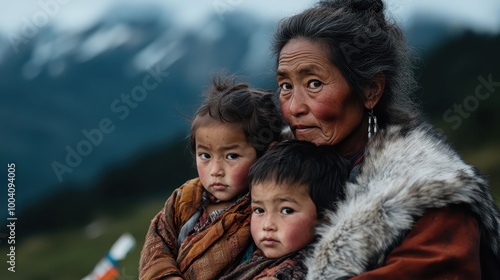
left=281, top=208, right=294, bottom=215
left=198, top=153, right=210, bottom=160
left=253, top=207, right=264, bottom=214
left=226, top=153, right=240, bottom=160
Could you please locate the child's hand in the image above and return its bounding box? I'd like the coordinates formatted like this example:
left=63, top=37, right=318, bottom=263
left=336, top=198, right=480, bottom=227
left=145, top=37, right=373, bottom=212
left=259, top=277, right=279, bottom=280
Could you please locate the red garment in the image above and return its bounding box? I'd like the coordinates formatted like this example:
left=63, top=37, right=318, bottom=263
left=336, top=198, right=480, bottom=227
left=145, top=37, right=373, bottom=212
left=352, top=204, right=488, bottom=279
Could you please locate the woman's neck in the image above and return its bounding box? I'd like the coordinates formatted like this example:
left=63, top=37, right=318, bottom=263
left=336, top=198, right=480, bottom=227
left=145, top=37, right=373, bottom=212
left=337, top=119, right=369, bottom=157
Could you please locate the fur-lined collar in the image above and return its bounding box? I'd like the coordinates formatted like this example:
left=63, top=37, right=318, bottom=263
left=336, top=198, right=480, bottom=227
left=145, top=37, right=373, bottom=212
left=306, top=123, right=500, bottom=279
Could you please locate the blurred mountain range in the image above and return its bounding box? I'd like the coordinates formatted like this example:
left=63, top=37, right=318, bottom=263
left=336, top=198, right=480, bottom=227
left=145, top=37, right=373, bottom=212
left=0, top=3, right=499, bottom=226
left=0, top=5, right=278, bottom=216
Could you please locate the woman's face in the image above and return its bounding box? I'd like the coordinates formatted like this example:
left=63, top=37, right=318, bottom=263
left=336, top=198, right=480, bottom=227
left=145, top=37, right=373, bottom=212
left=277, top=38, right=367, bottom=155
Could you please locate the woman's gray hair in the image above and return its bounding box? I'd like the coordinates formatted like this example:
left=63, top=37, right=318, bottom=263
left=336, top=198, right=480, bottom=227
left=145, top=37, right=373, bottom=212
left=273, top=0, right=422, bottom=127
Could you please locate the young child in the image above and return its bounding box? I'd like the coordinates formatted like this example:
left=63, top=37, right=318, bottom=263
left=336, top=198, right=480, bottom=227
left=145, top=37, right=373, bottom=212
left=139, top=76, right=286, bottom=280
left=221, top=140, right=351, bottom=280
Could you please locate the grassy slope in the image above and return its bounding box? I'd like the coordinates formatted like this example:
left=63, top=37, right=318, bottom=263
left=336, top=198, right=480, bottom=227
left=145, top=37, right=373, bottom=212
left=0, top=199, right=165, bottom=280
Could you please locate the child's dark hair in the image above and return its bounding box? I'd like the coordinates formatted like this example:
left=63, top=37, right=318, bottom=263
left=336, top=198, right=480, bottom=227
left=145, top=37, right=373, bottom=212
left=190, top=75, right=286, bottom=158
left=248, top=140, right=350, bottom=217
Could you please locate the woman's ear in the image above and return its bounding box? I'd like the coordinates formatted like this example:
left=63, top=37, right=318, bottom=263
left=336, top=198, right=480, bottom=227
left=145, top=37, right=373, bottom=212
left=363, top=73, right=385, bottom=109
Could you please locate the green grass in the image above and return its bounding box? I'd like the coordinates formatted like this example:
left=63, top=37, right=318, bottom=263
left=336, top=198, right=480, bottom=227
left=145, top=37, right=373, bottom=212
left=0, top=199, right=165, bottom=280
left=462, top=143, right=500, bottom=202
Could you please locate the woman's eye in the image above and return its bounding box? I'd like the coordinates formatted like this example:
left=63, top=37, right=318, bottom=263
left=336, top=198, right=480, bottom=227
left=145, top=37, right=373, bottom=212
left=226, top=153, right=240, bottom=160
left=280, top=82, right=292, bottom=91
left=308, top=80, right=322, bottom=89
left=281, top=208, right=294, bottom=215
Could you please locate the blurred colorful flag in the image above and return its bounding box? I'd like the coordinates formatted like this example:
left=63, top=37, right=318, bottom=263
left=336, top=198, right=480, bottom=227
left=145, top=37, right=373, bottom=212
left=82, top=233, right=136, bottom=280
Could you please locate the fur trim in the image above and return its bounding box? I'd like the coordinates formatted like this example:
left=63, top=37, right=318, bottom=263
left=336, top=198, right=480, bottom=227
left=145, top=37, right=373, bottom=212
left=306, top=123, right=500, bottom=280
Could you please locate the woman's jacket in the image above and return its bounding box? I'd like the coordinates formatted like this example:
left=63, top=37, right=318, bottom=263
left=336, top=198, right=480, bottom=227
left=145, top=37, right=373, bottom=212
left=306, top=123, right=500, bottom=279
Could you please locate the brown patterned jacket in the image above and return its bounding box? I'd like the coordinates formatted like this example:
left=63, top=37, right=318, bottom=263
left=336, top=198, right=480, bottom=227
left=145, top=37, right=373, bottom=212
left=139, top=178, right=252, bottom=280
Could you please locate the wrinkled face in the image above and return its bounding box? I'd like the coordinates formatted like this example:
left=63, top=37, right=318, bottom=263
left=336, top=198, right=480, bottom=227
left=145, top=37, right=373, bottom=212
left=195, top=123, right=257, bottom=202
left=277, top=38, right=367, bottom=155
left=250, top=181, right=317, bottom=258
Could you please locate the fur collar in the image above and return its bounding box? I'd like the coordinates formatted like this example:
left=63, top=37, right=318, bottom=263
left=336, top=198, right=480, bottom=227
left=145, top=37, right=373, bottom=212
left=306, top=123, right=500, bottom=279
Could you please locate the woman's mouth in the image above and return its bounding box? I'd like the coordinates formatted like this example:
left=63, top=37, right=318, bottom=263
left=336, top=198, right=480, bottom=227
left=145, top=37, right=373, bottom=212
left=293, top=125, right=316, bottom=135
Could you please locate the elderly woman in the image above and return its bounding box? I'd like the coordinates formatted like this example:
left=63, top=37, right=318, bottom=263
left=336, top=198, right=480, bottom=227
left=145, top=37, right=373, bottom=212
left=273, top=0, right=500, bottom=279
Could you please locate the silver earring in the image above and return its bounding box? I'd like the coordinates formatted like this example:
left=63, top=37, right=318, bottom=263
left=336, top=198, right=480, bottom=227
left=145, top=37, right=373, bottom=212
left=368, top=109, right=378, bottom=139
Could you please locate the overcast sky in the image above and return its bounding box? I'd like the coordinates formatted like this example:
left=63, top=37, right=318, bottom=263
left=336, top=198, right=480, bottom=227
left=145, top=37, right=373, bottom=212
left=1, top=0, right=499, bottom=36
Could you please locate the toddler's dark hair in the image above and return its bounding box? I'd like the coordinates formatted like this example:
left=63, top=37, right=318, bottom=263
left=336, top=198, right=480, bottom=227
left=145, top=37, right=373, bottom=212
left=248, top=140, right=350, bottom=217
left=190, top=76, right=286, bottom=158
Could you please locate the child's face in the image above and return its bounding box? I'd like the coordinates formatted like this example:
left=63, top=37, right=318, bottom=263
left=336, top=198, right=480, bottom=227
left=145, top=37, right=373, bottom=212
left=250, top=182, right=317, bottom=258
left=195, top=123, right=257, bottom=202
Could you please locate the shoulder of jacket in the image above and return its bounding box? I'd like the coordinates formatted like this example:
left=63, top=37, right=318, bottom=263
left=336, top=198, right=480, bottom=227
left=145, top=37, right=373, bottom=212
left=173, top=177, right=204, bottom=202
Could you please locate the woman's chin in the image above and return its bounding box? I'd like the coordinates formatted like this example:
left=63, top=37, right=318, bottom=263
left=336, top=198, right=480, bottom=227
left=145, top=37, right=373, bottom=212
left=294, top=128, right=321, bottom=142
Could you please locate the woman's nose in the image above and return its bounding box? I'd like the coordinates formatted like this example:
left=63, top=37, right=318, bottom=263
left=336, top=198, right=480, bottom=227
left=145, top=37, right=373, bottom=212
left=288, top=90, right=308, bottom=117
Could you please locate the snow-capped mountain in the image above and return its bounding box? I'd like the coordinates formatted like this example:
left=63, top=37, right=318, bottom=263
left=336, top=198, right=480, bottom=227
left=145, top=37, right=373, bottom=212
left=0, top=4, right=276, bottom=213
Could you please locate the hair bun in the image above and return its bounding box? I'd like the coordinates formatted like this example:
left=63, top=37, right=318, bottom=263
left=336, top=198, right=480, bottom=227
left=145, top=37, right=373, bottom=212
left=318, top=0, right=384, bottom=15
left=350, top=0, right=384, bottom=14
